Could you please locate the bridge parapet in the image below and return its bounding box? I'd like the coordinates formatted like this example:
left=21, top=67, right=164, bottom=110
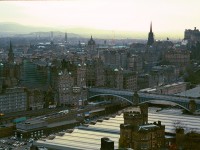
left=88, top=88, right=200, bottom=112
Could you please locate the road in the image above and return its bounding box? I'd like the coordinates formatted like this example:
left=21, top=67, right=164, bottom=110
left=0, top=107, right=70, bottom=124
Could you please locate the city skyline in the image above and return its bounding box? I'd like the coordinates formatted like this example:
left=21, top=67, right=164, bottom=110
left=0, top=0, right=200, bottom=39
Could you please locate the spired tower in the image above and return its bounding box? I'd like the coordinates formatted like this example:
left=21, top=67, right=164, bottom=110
left=88, top=35, right=96, bottom=51
left=8, top=41, right=14, bottom=64
left=147, top=22, right=154, bottom=46
left=50, top=31, right=54, bottom=45
left=65, top=32, right=67, bottom=43
left=4, top=41, right=19, bottom=88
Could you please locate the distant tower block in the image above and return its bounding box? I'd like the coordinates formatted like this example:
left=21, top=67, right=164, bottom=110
left=147, top=22, right=154, bottom=46
left=65, top=32, right=67, bottom=43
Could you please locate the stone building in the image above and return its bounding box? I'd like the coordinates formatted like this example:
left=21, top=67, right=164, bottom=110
left=184, top=27, right=200, bottom=46
left=104, top=68, right=137, bottom=91
left=151, top=65, right=179, bottom=85
left=0, top=87, right=27, bottom=113
left=137, top=74, right=151, bottom=90
left=27, top=89, right=45, bottom=110
left=76, top=63, right=86, bottom=87
left=119, top=105, right=165, bottom=150
left=57, top=64, right=87, bottom=107
left=103, top=49, right=128, bottom=69
left=155, top=82, right=187, bottom=95
left=57, top=70, right=74, bottom=105
left=176, top=128, right=200, bottom=150
left=104, top=68, right=123, bottom=89
left=123, top=71, right=137, bottom=92
left=86, top=59, right=105, bottom=87
left=127, top=54, right=143, bottom=73
left=164, top=50, right=190, bottom=71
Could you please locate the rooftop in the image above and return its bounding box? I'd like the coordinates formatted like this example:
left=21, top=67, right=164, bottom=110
left=176, top=85, right=200, bottom=98
left=34, top=112, right=200, bottom=150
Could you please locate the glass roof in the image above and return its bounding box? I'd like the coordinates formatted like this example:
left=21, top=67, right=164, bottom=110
left=35, top=112, right=200, bottom=150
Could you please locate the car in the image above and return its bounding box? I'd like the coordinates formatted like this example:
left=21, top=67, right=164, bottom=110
left=1, top=140, right=7, bottom=144
left=28, top=138, right=34, bottom=143
left=10, top=136, right=16, bottom=140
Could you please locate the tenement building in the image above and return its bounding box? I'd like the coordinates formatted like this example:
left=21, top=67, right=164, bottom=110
left=119, top=105, right=165, bottom=150
left=57, top=66, right=87, bottom=107
left=86, top=59, right=105, bottom=87
left=164, top=49, right=190, bottom=71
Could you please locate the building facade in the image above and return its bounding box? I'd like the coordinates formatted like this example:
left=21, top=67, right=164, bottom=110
left=164, top=50, right=190, bottom=70
left=155, top=82, right=187, bottom=95
left=123, top=71, right=137, bottom=92
left=57, top=66, right=87, bottom=106
left=119, top=105, right=165, bottom=150
left=184, top=27, right=200, bottom=45
left=28, top=89, right=45, bottom=110
left=103, top=49, right=128, bottom=69
left=86, top=59, right=105, bottom=87
left=128, top=54, right=143, bottom=73
left=0, top=87, right=27, bottom=113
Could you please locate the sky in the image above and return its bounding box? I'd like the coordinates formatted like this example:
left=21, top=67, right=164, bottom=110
left=0, top=0, right=200, bottom=39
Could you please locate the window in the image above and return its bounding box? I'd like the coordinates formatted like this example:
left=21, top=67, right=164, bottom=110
left=141, top=143, right=148, bottom=149
left=141, top=135, right=148, bottom=140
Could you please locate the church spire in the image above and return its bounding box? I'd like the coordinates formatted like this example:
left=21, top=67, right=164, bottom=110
left=9, top=41, right=12, bottom=52
left=147, top=22, right=154, bottom=46
left=8, top=40, right=14, bottom=64
left=65, top=32, right=67, bottom=43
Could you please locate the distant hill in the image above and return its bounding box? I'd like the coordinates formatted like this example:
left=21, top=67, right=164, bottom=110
left=0, top=22, right=52, bottom=33
left=0, top=22, right=147, bottom=39
left=0, top=22, right=182, bottom=40
left=0, top=22, right=80, bottom=38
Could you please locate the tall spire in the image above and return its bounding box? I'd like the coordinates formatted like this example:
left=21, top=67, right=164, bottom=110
left=9, top=41, right=12, bottom=51
left=8, top=40, right=14, bottom=64
left=65, top=32, right=67, bottom=43
left=147, top=22, right=154, bottom=46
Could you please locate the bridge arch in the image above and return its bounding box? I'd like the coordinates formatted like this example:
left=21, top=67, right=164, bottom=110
left=88, top=94, right=133, bottom=105
left=139, top=100, right=190, bottom=111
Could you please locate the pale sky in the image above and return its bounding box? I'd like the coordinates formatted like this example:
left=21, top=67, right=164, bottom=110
left=0, top=0, right=200, bottom=39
